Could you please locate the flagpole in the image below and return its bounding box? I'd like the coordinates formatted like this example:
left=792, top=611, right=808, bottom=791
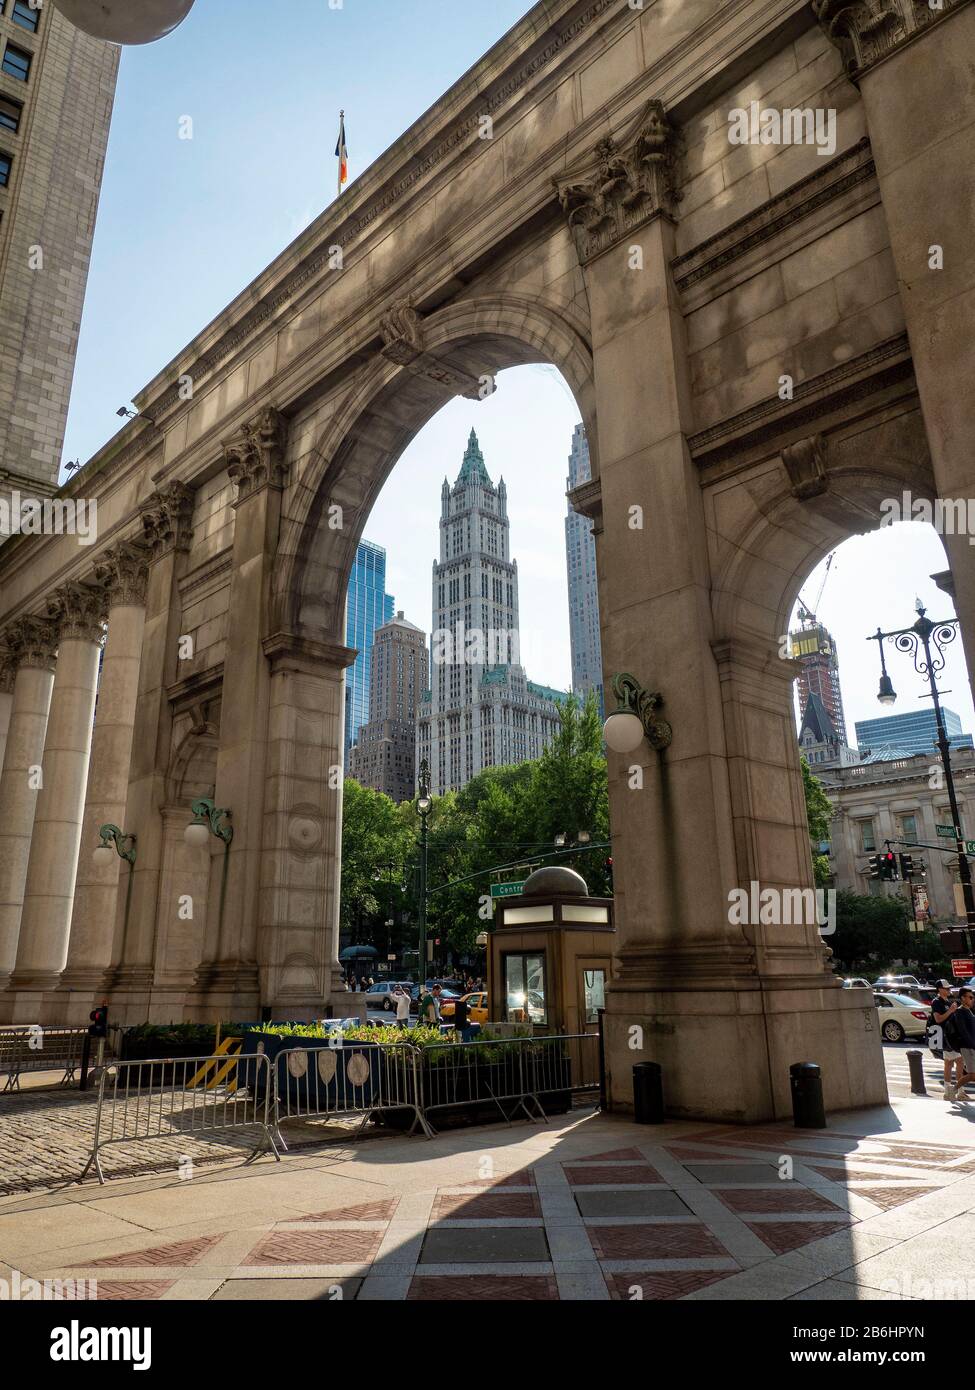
left=336, top=108, right=346, bottom=197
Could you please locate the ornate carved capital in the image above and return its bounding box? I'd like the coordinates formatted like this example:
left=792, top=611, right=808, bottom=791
left=93, top=539, right=151, bottom=608
left=782, top=435, right=829, bottom=500
left=47, top=580, right=108, bottom=645
left=379, top=299, right=485, bottom=399
left=225, top=405, right=289, bottom=503
left=0, top=614, right=60, bottom=673
left=555, top=100, right=681, bottom=264
left=813, top=0, right=965, bottom=79
left=140, top=481, right=194, bottom=559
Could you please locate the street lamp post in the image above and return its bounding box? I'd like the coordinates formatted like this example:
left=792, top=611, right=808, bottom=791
left=867, top=604, right=975, bottom=947
left=416, top=759, right=432, bottom=982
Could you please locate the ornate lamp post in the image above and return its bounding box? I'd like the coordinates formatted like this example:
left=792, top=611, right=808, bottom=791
left=602, top=672, right=672, bottom=753
left=416, top=759, right=432, bottom=981
left=867, top=604, right=975, bottom=944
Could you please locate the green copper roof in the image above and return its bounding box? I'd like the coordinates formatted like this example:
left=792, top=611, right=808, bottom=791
left=456, top=428, right=493, bottom=487
left=481, top=666, right=509, bottom=685
left=528, top=681, right=568, bottom=703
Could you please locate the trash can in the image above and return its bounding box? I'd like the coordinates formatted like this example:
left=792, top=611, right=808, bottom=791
left=789, top=1061, right=826, bottom=1129
left=633, top=1061, right=664, bottom=1124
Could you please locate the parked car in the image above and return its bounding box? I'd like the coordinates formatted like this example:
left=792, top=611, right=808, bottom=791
left=872, top=974, right=923, bottom=992
left=440, top=991, right=489, bottom=1025
left=424, top=978, right=466, bottom=995
left=842, top=977, right=872, bottom=989
left=364, top=980, right=413, bottom=1011
left=874, top=991, right=930, bottom=1042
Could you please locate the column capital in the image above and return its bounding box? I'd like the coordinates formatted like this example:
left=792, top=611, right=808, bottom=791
left=93, top=538, right=151, bottom=608
left=47, top=580, right=108, bottom=645
left=812, top=0, right=968, bottom=80
left=140, top=480, right=194, bottom=559
left=0, top=613, right=59, bottom=672
left=554, top=99, right=682, bottom=265
left=225, top=404, right=289, bottom=503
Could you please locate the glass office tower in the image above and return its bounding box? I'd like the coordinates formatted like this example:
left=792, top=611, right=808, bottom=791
left=344, top=539, right=395, bottom=756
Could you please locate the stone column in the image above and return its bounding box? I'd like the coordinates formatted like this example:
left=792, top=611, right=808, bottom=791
left=191, top=407, right=287, bottom=1020
left=0, top=616, right=58, bottom=997
left=556, top=101, right=886, bottom=1119
left=259, top=632, right=357, bottom=1020
left=106, top=483, right=194, bottom=1022
left=815, top=0, right=975, bottom=671
left=56, top=541, right=149, bottom=1023
left=0, top=658, right=14, bottom=774
left=7, top=582, right=107, bottom=1021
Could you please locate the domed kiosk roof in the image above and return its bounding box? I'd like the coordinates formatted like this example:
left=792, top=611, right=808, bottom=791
left=522, top=865, right=589, bottom=897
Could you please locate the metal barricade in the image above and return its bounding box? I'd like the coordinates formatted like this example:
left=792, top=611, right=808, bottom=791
left=77, top=1052, right=279, bottom=1185
left=527, top=1033, right=601, bottom=1099
left=272, top=1041, right=433, bottom=1139
left=1, top=1026, right=95, bottom=1092
left=419, top=1037, right=544, bottom=1128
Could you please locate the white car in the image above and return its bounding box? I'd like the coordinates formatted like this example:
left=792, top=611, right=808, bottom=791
left=873, top=974, right=923, bottom=992
left=842, top=978, right=872, bottom=989
left=874, top=991, right=930, bottom=1043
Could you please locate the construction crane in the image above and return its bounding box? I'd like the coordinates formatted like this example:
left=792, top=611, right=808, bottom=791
left=797, top=551, right=836, bottom=626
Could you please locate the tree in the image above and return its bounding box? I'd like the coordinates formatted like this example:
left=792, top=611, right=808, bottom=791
left=340, top=779, right=415, bottom=943
left=830, top=889, right=914, bottom=973
left=801, top=756, right=833, bottom=887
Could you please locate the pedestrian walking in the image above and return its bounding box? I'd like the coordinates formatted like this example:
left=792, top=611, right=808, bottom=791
left=929, top=980, right=963, bottom=1099
left=453, top=992, right=475, bottom=1043
left=950, top=987, right=975, bottom=1100
left=392, top=984, right=411, bottom=1029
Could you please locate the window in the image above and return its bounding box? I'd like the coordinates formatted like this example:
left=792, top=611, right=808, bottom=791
left=859, top=821, right=876, bottom=852
left=583, top=969, right=605, bottom=1024
left=0, top=151, right=9, bottom=187
left=0, top=95, right=22, bottom=133
left=2, top=44, right=31, bottom=81
left=11, top=1, right=40, bottom=33
left=899, top=814, right=919, bottom=845
left=503, top=952, right=547, bottom=1026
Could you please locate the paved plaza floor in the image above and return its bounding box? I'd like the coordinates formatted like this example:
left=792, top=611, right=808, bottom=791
left=2, top=1051, right=974, bottom=1301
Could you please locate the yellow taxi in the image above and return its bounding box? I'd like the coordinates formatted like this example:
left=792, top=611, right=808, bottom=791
left=440, top=991, right=488, bottom=1025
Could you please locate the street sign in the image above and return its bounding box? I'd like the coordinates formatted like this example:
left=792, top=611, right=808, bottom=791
left=491, top=881, right=526, bottom=899
left=967, top=840, right=975, bottom=856
left=936, top=825, right=955, bottom=839
left=951, top=958, right=974, bottom=979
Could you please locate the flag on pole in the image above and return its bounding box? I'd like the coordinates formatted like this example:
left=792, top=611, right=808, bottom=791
left=335, top=111, right=348, bottom=194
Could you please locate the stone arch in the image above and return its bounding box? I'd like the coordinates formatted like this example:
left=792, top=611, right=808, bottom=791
left=272, top=292, right=595, bottom=643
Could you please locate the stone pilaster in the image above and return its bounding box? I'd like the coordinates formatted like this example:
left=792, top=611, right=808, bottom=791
left=105, top=483, right=193, bottom=1020
left=0, top=617, right=58, bottom=994
left=6, top=583, right=107, bottom=1020
left=190, top=408, right=288, bottom=1019
left=56, top=541, right=150, bottom=1023
left=0, top=657, right=15, bottom=778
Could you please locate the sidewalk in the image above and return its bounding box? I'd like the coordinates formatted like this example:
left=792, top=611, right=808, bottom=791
left=1, top=1086, right=974, bottom=1300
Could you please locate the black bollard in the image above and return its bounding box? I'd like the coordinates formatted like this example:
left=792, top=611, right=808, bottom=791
left=633, top=1061, right=664, bottom=1124
left=907, top=1049, right=927, bottom=1096
left=790, top=1061, right=826, bottom=1129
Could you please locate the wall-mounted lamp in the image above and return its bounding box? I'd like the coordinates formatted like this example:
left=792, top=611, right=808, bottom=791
left=92, top=823, right=137, bottom=868
left=184, top=797, right=234, bottom=848
left=602, top=672, right=672, bottom=754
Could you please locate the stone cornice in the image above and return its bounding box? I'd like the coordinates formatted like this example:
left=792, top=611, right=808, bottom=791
left=813, top=0, right=972, bottom=81
left=566, top=478, right=603, bottom=535
left=555, top=100, right=682, bottom=265
left=225, top=405, right=289, bottom=504
left=140, top=481, right=195, bottom=560
left=672, top=138, right=875, bottom=293
left=263, top=631, right=358, bottom=677
left=689, top=332, right=913, bottom=467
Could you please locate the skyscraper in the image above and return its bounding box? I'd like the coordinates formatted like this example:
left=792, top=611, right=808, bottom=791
left=790, top=611, right=849, bottom=745
left=417, top=429, right=564, bottom=794
left=564, top=423, right=603, bottom=716
left=349, top=610, right=428, bottom=802
left=855, top=707, right=974, bottom=759
left=0, top=5, right=118, bottom=501
left=344, top=539, right=394, bottom=756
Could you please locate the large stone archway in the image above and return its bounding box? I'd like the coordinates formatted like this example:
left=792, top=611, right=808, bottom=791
left=1, top=0, right=974, bottom=1119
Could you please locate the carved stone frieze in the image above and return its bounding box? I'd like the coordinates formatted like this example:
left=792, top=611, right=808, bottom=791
left=813, top=0, right=967, bottom=79
left=47, top=580, right=108, bottom=645
left=225, top=405, right=289, bottom=503
left=0, top=614, right=60, bottom=672
left=93, top=539, right=151, bottom=608
left=555, top=100, right=682, bottom=264
left=782, top=435, right=829, bottom=500
left=140, top=481, right=194, bottom=559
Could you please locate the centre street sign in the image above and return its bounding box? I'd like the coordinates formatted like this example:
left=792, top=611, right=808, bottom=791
left=936, top=825, right=956, bottom=838
left=491, top=881, right=526, bottom=899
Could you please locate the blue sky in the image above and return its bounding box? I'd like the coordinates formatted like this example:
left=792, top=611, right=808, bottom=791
left=61, top=0, right=974, bottom=730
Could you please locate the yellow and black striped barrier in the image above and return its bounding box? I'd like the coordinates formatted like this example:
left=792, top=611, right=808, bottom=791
left=187, top=1036, right=243, bottom=1091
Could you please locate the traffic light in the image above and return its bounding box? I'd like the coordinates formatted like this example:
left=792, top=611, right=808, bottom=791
left=867, top=854, right=882, bottom=879
left=881, top=850, right=897, bottom=881
left=899, top=852, right=915, bottom=881
left=88, top=1005, right=108, bottom=1039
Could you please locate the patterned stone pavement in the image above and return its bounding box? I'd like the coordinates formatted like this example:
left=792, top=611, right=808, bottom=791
left=2, top=1089, right=975, bottom=1301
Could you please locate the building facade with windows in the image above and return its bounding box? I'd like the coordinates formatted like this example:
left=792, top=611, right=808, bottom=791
left=348, top=610, right=428, bottom=802
left=417, top=429, right=565, bottom=794
left=564, top=422, right=603, bottom=717
left=343, top=538, right=394, bottom=756
left=822, top=746, right=975, bottom=927
left=790, top=612, right=850, bottom=746
left=855, top=707, right=974, bottom=759
left=0, top=2, right=118, bottom=503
